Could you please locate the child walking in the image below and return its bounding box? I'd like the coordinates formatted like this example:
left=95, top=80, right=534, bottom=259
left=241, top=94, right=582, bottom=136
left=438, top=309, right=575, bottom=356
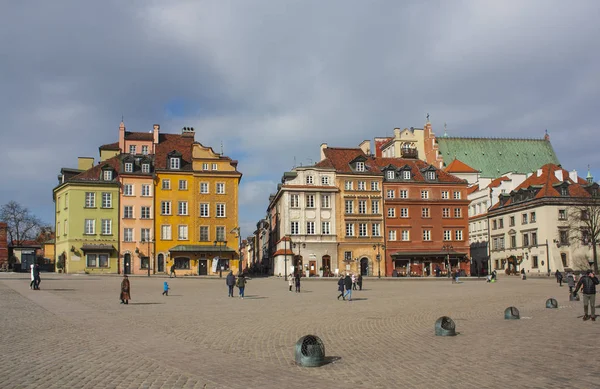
left=162, top=281, right=170, bottom=296
left=288, top=274, right=294, bottom=292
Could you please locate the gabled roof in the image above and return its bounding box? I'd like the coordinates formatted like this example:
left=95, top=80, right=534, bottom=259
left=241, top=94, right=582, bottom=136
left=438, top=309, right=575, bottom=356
left=445, top=158, right=479, bottom=174
left=487, top=176, right=510, bottom=189
left=467, top=184, right=480, bottom=195
left=315, top=147, right=380, bottom=174
left=436, top=137, right=560, bottom=178
left=374, top=158, right=467, bottom=184
left=124, top=131, right=153, bottom=141
left=68, top=155, right=122, bottom=182
left=154, top=134, right=194, bottom=170
left=99, top=142, right=120, bottom=151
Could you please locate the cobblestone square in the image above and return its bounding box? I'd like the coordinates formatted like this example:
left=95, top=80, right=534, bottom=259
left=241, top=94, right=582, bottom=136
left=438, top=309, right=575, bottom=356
left=1, top=274, right=598, bottom=389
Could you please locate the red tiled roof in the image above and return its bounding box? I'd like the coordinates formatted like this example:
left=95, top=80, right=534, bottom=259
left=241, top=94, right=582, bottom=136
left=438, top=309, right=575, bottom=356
left=273, top=249, right=294, bottom=256
left=487, top=176, right=510, bottom=189
left=99, top=142, right=119, bottom=151
left=445, top=158, right=479, bottom=173
left=125, top=132, right=154, bottom=141
left=315, top=147, right=380, bottom=174
left=467, top=184, right=480, bottom=195
left=70, top=155, right=122, bottom=181
left=154, top=134, right=194, bottom=170
left=374, top=158, right=467, bottom=184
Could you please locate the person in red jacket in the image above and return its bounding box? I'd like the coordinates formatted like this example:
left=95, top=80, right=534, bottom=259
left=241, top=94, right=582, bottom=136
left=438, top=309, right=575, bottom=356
left=574, top=270, right=599, bottom=321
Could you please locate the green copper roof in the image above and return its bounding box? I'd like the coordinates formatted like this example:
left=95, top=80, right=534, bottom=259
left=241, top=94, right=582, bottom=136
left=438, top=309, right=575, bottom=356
left=436, top=137, right=560, bottom=178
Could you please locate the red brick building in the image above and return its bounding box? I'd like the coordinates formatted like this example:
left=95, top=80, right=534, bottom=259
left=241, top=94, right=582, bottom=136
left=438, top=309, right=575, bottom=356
left=375, top=158, right=471, bottom=276
left=0, top=222, right=7, bottom=268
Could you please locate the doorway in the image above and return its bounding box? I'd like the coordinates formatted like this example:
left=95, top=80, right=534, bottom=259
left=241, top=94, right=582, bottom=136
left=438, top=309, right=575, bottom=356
left=322, top=255, right=331, bottom=276
left=157, top=254, right=164, bottom=273
left=423, top=261, right=431, bottom=276
left=198, top=259, right=207, bottom=275
left=360, top=258, right=369, bottom=276
left=309, top=260, right=317, bottom=276
left=124, top=253, right=131, bottom=275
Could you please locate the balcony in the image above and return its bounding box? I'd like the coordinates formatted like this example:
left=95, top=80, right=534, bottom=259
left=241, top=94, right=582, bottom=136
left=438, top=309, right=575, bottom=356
left=401, top=148, right=418, bottom=159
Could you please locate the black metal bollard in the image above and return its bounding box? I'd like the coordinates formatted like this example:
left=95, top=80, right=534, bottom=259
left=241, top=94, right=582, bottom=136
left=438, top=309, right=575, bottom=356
left=546, top=298, right=558, bottom=309
left=504, top=306, right=520, bottom=320
left=434, top=316, right=456, bottom=336
left=295, top=335, right=325, bottom=367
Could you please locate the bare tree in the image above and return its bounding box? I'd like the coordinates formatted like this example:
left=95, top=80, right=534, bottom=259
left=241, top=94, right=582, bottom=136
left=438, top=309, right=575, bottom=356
left=0, top=201, right=43, bottom=246
left=566, top=197, right=600, bottom=273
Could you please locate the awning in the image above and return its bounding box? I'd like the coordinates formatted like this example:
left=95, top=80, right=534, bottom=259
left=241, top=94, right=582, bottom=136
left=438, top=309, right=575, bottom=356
left=81, top=244, right=116, bottom=252
left=390, top=251, right=468, bottom=257
left=169, top=245, right=236, bottom=253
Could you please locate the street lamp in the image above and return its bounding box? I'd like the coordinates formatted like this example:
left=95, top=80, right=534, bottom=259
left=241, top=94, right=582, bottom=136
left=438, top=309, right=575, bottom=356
left=373, top=243, right=385, bottom=278
left=442, top=244, right=453, bottom=278
left=140, top=237, right=154, bottom=277
left=293, top=241, right=306, bottom=276
left=230, top=227, right=242, bottom=274
left=285, top=235, right=291, bottom=281
left=214, top=240, right=228, bottom=278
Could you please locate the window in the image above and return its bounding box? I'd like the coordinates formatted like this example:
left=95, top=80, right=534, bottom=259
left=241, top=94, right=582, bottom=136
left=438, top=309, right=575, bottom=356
left=344, top=251, right=353, bottom=262
left=141, top=184, right=151, bottom=197
left=532, top=255, right=539, bottom=268
left=492, top=220, right=497, bottom=230
left=421, top=190, right=429, bottom=199
left=216, top=203, right=226, bottom=217
left=321, top=195, right=330, bottom=208
left=371, top=181, right=379, bottom=191
left=179, top=180, right=188, bottom=190
left=530, top=212, right=536, bottom=223
left=426, top=171, right=436, bottom=180
left=141, top=257, right=149, bottom=269
left=178, top=201, right=188, bottom=216
left=400, top=190, right=408, bottom=199
left=200, top=203, right=209, bottom=217
left=306, top=175, right=314, bottom=185
left=142, top=164, right=150, bottom=173
left=174, top=257, right=190, bottom=269
left=123, top=206, right=134, bottom=219
left=400, top=208, right=409, bottom=218
left=442, top=208, right=450, bottom=218
left=64, top=193, right=68, bottom=209
left=498, top=218, right=504, bottom=228
left=560, top=187, right=568, bottom=196
left=345, top=200, right=354, bottom=214
left=200, top=182, right=209, bottom=194
left=358, top=181, right=366, bottom=191
left=561, top=253, right=568, bottom=267
left=371, top=200, right=380, bottom=214
left=559, top=230, right=569, bottom=245
left=386, top=189, right=395, bottom=199
left=372, top=223, right=381, bottom=237
left=124, top=184, right=133, bottom=196
left=386, top=171, right=395, bottom=180
left=356, top=162, right=365, bottom=172
left=306, top=195, right=315, bottom=208
left=422, top=230, right=431, bottom=241
left=306, top=222, right=315, bottom=235
left=103, top=170, right=113, bottom=181
left=202, top=163, right=209, bottom=171
left=421, top=208, right=430, bottom=218
left=162, top=179, right=170, bottom=190
left=141, top=145, right=148, bottom=155
left=388, top=208, right=396, bottom=217
left=321, top=176, right=330, bottom=185
left=161, top=201, right=171, bottom=215
left=140, top=228, right=151, bottom=242
left=454, top=208, right=462, bottom=218
left=85, top=192, right=96, bottom=208
left=523, top=233, right=530, bottom=247
left=531, top=232, right=538, bottom=246
left=558, top=209, right=567, bottom=220
left=170, top=157, right=180, bottom=170
left=216, top=226, right=225, bottom=242
left=510, top=235, right=517, bottom=248
left=358, top=200, right=367, bottom=214
left=291, top=221, right=299, bottom=235
left=84, top=219, right=95, bottom=235
left=322, top=222, right=331, bottom=235
left=388, top=230, right=396, bottom=241
left=141, top=206, right=151, bottom=219
left=129, top=145, right=136, bottom=154
left=124, top=228, right=133, bottom=242
left=402, top=170, right=411, bottom=180
left=200, top=226, right=209, bottom=241
left=212, top=163, right=218, bottom=171
left=444, top=230, right=451, bottom=241
left=402, top=230, right=410, bottom=241
left=101, top=219, right=112, bottom=235
left=455, top=230, right=463, bottom=241
left=492, top=238, right=499, bottom=250
left=125, top=162, right=133, bottom=173
left=358, top=223, right=368, bottom=237
left=509, top=216, right=515, bottom=227
left=290, top=194, right=299, bottom=208
left=161, top=225, right=172, bottom=240
left=86, top=254, right=108, bottom=268
left=345, top=181, right=353, bottom=190
left=522, top=213, right=528, bottom=224
left=453, top=191, right=461, bottom=199
left=101, top=193, right=112, bottom=208
left=441, top=191, right=449, bottom=199
left=346, top=223, right=354, bottom=237
left=216, top=183, right=225, bottom=194
left=178, top=225, right=188, bottom=240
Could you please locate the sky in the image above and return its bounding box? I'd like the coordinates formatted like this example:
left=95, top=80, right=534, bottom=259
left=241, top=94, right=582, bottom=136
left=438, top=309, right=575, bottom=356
left=1, top=0, right=599, bottom=238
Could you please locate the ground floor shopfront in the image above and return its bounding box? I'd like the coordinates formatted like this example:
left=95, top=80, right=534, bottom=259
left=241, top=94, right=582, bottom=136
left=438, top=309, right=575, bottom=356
left=272, top=242, right=338, bottom=278
left=387, top=251, right=470, bottom=277
left=164, top=245, right=240, bottom=276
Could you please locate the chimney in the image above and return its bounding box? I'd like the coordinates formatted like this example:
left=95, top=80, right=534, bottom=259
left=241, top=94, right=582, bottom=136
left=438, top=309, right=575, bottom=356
left=181, top=126, right=195, bottom=139
left=537, top=168, right=543, bottom=177
left=554, top=169, right=564, bottom=181
left=569, top=169, right=578, bottom=182
left=118, top=121, right=126, bottom=152
left=153, top=124, right=160, bottom=146
left=358, top=140, right=370, bottom=155
left=394, top=128, right=401, bottom=138
left=77, top=157, right=94, bottom=171
left=320, top=143, right=328, bottom=161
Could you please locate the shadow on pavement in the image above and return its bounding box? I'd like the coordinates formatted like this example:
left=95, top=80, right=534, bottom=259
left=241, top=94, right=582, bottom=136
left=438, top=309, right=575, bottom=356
left=128, top=302, right=166, bottom=305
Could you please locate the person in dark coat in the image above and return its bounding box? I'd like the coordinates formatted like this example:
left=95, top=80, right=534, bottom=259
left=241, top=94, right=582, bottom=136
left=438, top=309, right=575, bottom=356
left=170, top=264, right=176, bottom=278
left=337, top=275, right=345, bottom=300
left=343, top=274, right=353, bottom=301
left=555, top=270, right=563, bottom=286
left=574, top=270, right=599, bottom=321
left=236, top=273, right=247, bottom=299
left=120, top=275, right=131, bottom=304
left=226, top=271, right=236, bottom=297
left=294, top=272, right=301, bottom=293
left=357, top=274, right=363, bottom=291
left=33, top=264, right=41, bottom=290
left=566, top=271, right=575, bottom=293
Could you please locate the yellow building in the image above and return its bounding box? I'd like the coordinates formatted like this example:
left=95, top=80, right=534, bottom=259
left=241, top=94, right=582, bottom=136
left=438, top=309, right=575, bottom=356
left=154, top=128, right=243, bottom=276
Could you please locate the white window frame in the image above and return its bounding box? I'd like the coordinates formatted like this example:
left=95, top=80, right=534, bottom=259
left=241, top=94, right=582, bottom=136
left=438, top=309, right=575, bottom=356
left=358, top=181, right=366, bottom=191
left=199, top=226, right=209, bottom=241
left=129, top=145, right=136, bottom=154
left=178, top=201, right=188, bottom=216
left=358, top=200, right=367, bottom=214
left=372, top=223, right=381, bottom=237
left=386, top=171, right=395, bottom=180
left=322, top=222, right=331, bottom=235
left=123, top=184, right=134, bottom=196
left=141, top=228, right=151, bottom=242
left=123, top=206, right=134, bottom=219
left=441, top=191, right=449, bottom=199
left=345, top=181, right=353, bottom=190
left=401, top=208, right=409, bottom=218
left=453, top=191, right=461, bottom=199
left=216, top=183, right=225, bottom=194
left=291, top=221, right=299, bottom=235
left=161, top=201, right=171, bottom=215
left=371, top=200, right=380, bottom=214
left=455, top=230, right=463, bottom=241
left=400, top=190, right=408, bottom=199
left=321, top=195, right=330, bottom=208
left=103, top=170, right=113, bottom=181
left=421, top=190, right=429, bottom=199
left=454, top=208, right=462, bottom=218
left=125, top=162, right=133, bottom=173
left=212, top=163, right=218, bottom=171
left=170, top=157, right=181, bottom=170
left=101, top=219, right=112, bottom=235
left=216, top=203, right=226, bottom=217
left=85, top=192, right=96, bottom=208
left=388, top=208, right=396, bottom=217
left=359, top=223, right=368, bottom=237
left=124, top=228, right=134, bottom=242
left=306, top=221, right=315, bottom=235
left=178, top=225, right=188, bottom=240
left=371, top=181, right=379, bottom=191
left=200, top=203, right=209, bottom=217
left=306, top=195, right=315, bottom=208
left=162, top=179, right=170, bottom=190
left=290, top=194, right=299, bottom=208
left=306, top=175, right=314, bottom=185
left=200, top=182, right=209, bottom=194
left=388, top=230, right=397, bottom=241
left=345, top=200, right=354, bottom=214
left=141, top=164, right=150, bottom=173
left=423, top=230, right=431, bottom=241
left=402, top=170, right=411, bottom=180
left=161, top=225, right=172, bottom=240
left=101, top=192, right=112, bottom=208
left=141, top=206, right=151, bottom=219
left=84, top=219, right=95, bottom=235
left=442, top=208, right=450, bottom=218
left=141, top=145, right=148, bottom=155
left=356, top=162, right=365, bottom=172
left=141, top=184, right=151, bottom=197
left=386, top=189, right=395, bottom=199
left=345, top=223, right=355, bottom=237
left=321, top=176, right=330, bottom=185
left=422, top=208, right=430, bottom=218
left=401, top=230, right=410, bottom=241
left=179, top=180, right=188, bottom=190
left=444, top=230, right=451, bottom=241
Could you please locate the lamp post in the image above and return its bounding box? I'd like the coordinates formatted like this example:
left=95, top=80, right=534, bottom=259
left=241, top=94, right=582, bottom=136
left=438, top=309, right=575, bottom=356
left=285, top=235, right=290, bottom=280
left=293, top=241, right=306, bottom=276
left=442, top=244, right=453, bottom=278
left=230, top=227, right=243, bottom=274
left=373, top=243, right=385, bottom=278
left=141, top=237, right=154, bottom=277
left=214, top=240, right=228, bottom=278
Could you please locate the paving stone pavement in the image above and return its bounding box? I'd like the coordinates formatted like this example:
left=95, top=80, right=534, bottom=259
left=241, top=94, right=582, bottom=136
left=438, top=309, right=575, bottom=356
left=1, top=273, right=599, bottom=389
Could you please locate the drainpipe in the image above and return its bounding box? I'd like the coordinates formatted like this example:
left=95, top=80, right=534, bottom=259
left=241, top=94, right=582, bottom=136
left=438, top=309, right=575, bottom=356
left=546, top=239, right=551, bottom=275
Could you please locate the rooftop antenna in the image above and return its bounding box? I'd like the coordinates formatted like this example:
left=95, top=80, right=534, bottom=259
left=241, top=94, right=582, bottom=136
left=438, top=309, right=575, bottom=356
left=221, top=141, right=224, bottom=155
left=426, top=113, right=430, bottom=123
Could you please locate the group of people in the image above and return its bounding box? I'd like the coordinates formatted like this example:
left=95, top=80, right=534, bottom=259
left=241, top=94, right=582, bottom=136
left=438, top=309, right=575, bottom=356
left=226, top=271, right=247, bottom=298
left=29, top=264, right=41, bottom=290
left=337, top=273, right=363, bottom=301
left=287, top=273, right=302, bottom=292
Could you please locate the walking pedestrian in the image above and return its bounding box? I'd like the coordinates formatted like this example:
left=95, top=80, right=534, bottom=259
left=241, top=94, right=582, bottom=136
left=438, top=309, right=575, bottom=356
left=337, top=275, right=345, bottom=300
left=226, top=270, right=236, bottom=297
left=556, top=270, right=563, bottom=287
left=351, top=273, right=357, bottom=290
left=288, top=274, right=294, bottom=292
left=521, top=268, right=526, bottom=280
left=162, top=281, right=170, bottom=296
left=357, top=274, right=363, bottom=291
left=574, top=270, right=599, bottom=321
left=294, top=272, right=301, bottom=293
left=120, top=275, right=131, bottom=304
left=566, top=271, right=575, bottom=293
left=29, top=264, right=35, bottom=290
left=33, top=264, right=41, bottom=290
left=343, top=273, right=353, bottom=301
left=236, top=273, right=247, bottom=298
left=170, top=263, right=176, bottom=278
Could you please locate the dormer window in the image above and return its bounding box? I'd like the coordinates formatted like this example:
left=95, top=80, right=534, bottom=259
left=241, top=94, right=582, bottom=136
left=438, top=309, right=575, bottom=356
left=124, top=162, right=133, bottom=173
left=356, top=162, right=365, bottom=172
left=141, top=145, right=149, bottom=155
left=129, top=145, right=136, bottom=154
left=141, top=163, right=150, bottom=173
left=321, top=176, right=330, bottom=185
left=402, top=170, right=411, bottom=180
left=306, top=175, right=314, bottom=185
left=103, top=170, right=113, bottom=181
left=386, top=171, right=395, bottom=180
left=426, top=171, right=436, bottom=180
left=560, top=186, right=568, bottom=196
left=170, top=157, right=181, bottom=170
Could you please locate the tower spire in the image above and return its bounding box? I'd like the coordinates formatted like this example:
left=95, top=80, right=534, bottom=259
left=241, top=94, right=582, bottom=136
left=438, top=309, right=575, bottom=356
left=587, top=164, right=594, bottom=184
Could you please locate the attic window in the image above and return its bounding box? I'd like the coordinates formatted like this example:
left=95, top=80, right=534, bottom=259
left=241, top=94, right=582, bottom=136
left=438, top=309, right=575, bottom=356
left=425, top=171, right=436, bottom=180
left=560, top=186, right=568, bottom=196
left=386, top=171, right=395, bottom=180
left=170, top=157, right=181, bottom=170
left=402, top=170, right=411, bottom=180
left=356, top=162, right=365, bottom=172
left=103, top=170, right=113, bottom=181
left=124, top=162, right=133, bottom=173
left=306, top=175, right=314, bottom=185
left=142, top=163, right=150, bottom=173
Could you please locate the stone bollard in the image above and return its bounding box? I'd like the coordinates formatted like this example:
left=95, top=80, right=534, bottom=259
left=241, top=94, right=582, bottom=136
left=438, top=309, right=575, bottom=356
left=295, top=335, right=325, bottom=367
left=546, top=298, right=558, bottom=309
left=504, top=306, right=520, bottom=320
left=434, top=316, right=456, bottom=336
